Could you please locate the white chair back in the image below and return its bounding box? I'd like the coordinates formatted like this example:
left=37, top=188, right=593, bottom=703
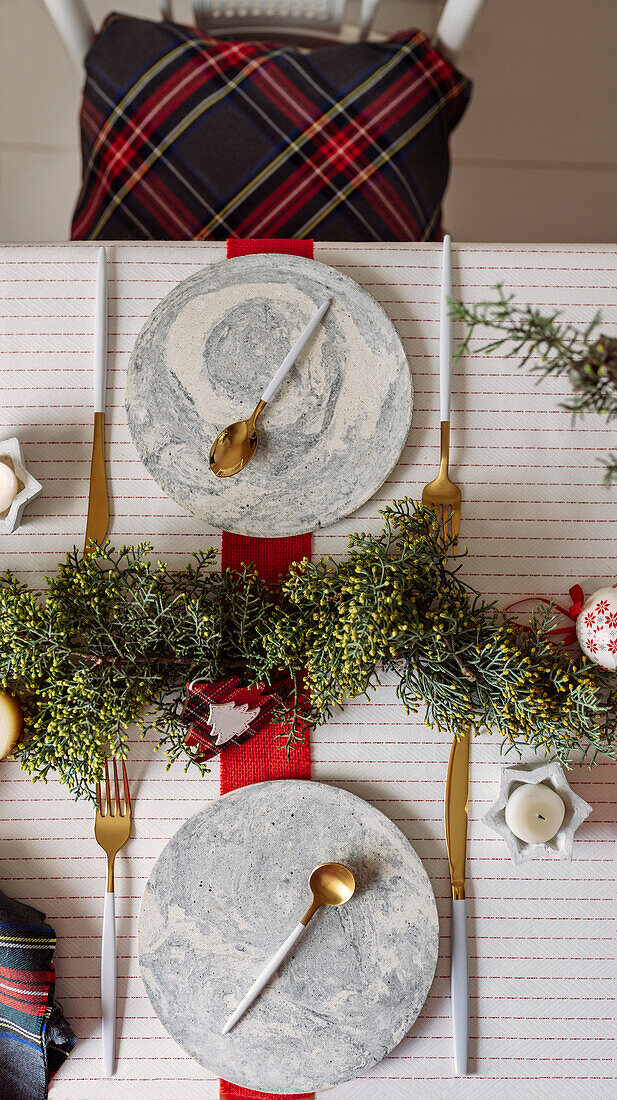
left=191, top=0, right=386, bottom=43
left=193, top=0, right=347, bottom=40
left=42, top=0, right=486, bottom=68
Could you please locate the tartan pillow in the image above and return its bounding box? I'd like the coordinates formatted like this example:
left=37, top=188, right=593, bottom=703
left=71, top=13, right=471, bottom=242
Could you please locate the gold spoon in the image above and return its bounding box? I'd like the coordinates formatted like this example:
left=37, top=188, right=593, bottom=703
left=221, top=861, right=355, bottom=1034
left=209, top=298, right=330, bottom=478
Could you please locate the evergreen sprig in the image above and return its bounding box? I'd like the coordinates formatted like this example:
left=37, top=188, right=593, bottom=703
left=1, top=504, right=616, bottom=801
left=451, top=286, right=617, bottom=483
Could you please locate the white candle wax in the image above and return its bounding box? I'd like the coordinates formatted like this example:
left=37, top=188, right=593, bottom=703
left=0, top=460, right=19, bottom=512
left=505, top=782, right=566, bottom=844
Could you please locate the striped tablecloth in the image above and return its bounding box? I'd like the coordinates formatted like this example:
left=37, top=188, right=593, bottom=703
left=0, top=242, right=615, bottom=1100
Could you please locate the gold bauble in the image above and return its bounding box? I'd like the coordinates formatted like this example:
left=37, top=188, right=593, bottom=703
left=0, top=691, right=23, bottom=759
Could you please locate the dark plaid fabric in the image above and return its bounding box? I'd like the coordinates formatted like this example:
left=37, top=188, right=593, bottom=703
left=71, top=13, right=471, bottom=242
left=0, top=890, right=75, bottom=1100
left=182, top=675, right=282, bottom=761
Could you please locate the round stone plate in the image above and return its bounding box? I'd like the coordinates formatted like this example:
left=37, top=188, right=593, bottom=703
left=126, top=254, right=412, bottom=537
left=139, top=779, right=438, bottom=1094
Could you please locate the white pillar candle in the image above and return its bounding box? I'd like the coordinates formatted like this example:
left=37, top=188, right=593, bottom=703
left=0, top=460, right=19, bottom=512
left=0, top=691, right=23, bottom=759
left=505, top=782, right=565, bottom=844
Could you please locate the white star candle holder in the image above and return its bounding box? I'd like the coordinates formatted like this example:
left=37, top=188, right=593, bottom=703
left=483, top=760, right=592, bottom=864
left=0, top=438, right=42, bottom=535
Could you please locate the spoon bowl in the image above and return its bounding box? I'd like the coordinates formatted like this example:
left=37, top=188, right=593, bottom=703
left=209, top=401, right=264, bottom=478
left=299, top=861, right=355, bottom=926
left=308, top=862, right=356, bottom=909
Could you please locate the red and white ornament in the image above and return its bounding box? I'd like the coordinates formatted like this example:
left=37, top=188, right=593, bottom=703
left=575, top=586, right=617, bottom=669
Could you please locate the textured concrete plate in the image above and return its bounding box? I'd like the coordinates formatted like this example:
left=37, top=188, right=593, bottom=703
left=139, top=779, right=438, bottom=1094
left=126, top=254, right=412, bottom=537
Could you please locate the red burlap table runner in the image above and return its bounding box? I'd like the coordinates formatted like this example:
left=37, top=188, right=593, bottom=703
left=219, top=238, right=314, bottom=1100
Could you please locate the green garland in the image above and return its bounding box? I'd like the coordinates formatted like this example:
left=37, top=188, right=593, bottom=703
left=1, top=501, right=616, bottom=801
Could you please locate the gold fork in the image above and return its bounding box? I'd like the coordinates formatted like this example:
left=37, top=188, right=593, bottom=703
left=421, top=234, right=461, bottom=552
left=94, top=759, right=131, bottom=1077
left=423, top=236, right=468, bottom=1071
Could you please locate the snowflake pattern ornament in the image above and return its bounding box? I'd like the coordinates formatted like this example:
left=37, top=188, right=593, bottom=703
left=576, top=586, right=617, bottom=669
left=180, top=676, right=281, bottom=761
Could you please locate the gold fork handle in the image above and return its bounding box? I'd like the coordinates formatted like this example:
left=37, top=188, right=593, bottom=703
left=106, top=854, right=115, bottom=893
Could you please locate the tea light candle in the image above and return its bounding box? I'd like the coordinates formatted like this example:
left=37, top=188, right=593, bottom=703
left=505, top=782, right=565, bottom=844
left=0, top=691, right=23, bottom=759
left=0, top=460, right=19, bottom=512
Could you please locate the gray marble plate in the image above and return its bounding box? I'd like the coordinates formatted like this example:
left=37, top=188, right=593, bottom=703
left=126, top=254, right=412, bottom=537
left=139, top=780, right=438, bottom=1094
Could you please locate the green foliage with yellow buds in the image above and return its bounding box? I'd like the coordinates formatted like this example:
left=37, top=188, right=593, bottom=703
left=1, top=502, right=616, bottom=800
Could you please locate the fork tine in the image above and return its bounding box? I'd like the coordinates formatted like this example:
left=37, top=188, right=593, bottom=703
left=122, top=761, right=131, bottom=816
left=438, top=504, right=446, bottom=552
left=96, top=780, right=103, bottom=814
left=113, top=758, right=121, bottom=817
left=104, top=759, right=112, bottom=816
left=450, top=507, right=460, bottom=557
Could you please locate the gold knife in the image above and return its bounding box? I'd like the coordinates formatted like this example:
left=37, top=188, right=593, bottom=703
left=84, top=247, right=109, bottom=553
left=445, top=729, right=470, bottom=1075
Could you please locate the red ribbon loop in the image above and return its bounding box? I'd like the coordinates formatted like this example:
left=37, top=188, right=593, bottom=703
left=504, top=584, right=585, bottom=647
left=568, top=584, right=585, bottom=620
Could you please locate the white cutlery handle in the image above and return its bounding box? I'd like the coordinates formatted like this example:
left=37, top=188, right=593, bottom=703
left=101, top=889, right=116, bottom=1076
left=94, top=246, right=108, bottom=414
left=451, top=897, right=469, bottom=1075
left=222, top=921, right=305, bottom=1035
left=440, top=234, right=453, bottom=422
left=260, top=300, right=329, bottom=404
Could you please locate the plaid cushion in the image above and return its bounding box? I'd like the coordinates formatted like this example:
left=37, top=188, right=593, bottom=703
left=71, top=13, right=471, bottom=242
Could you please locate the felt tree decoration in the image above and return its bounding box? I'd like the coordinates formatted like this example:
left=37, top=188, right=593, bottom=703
left=181, top=676, right=281, bottom=762
left=208, top=701, right=261, bottom=747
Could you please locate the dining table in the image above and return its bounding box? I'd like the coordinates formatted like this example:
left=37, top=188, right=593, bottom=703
left=0, top=241, right=615, bottom=1100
